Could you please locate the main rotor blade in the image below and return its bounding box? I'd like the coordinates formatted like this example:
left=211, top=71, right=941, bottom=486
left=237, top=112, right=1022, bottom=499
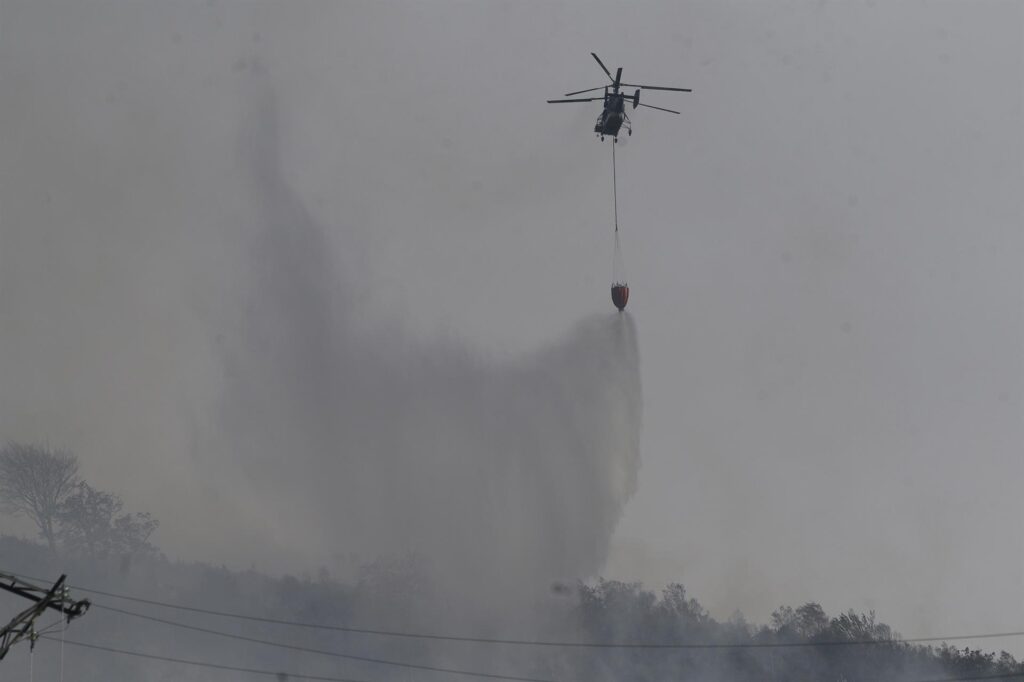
left=564, top=85, right=608, bottom=96
left=614, top=67, right=622, bottom=87
left=637, top=102, right=681, bottom=114
left=547, top=97, right=603, bottom=103
left=622, top=83, right=692, bottom=92
left=591, top=53, right=614, bottom=82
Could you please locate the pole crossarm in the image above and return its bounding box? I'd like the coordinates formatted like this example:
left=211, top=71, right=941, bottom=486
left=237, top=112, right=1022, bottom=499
left=0, top=572, right=90, bottom=660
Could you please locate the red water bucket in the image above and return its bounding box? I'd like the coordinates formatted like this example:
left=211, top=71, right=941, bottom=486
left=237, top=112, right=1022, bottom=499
left=611, top=283, right=629, bottom=311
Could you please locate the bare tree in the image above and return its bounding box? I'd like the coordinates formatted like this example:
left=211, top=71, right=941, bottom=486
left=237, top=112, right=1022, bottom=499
left=0, top=442, right=80, bottom=554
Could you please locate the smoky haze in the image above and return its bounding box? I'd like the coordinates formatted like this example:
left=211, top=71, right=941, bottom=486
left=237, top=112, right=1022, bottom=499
left=1, top=0, right=1022, bottom=658
left=0, top=1, right=644, bottom=613
left=207, top=83, right=643, bottom=602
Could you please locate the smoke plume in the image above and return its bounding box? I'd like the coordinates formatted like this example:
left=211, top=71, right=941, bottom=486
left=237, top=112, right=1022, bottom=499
left=0, top=0, right=645, bottom=615
left=207, top=86, right=643, bottom=604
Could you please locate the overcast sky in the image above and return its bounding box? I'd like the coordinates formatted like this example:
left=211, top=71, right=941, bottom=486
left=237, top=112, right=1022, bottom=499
left=1, top=0, right=1022, bottom=653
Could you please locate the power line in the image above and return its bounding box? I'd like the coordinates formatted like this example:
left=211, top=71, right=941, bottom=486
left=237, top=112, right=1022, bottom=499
left=913, top=671, right=1024, bottom=675
left=10, top=570, right=1024, bottom=650
left=92, top=603, right=552, bottom=682
left=80, top=589, right=1024, bottom=649
left=39, top=635, right=377, bottom=682
left=37, top=634, right=1024, bottom=682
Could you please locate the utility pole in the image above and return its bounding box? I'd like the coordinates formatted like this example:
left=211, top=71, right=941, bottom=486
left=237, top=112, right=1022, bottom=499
left=0, top=572, right=90, bottom=660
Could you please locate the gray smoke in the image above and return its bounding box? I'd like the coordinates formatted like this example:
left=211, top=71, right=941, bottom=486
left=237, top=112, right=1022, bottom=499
left=0, top=43, right=644, bottom=608
left=205, top=85, right=643, bottom=603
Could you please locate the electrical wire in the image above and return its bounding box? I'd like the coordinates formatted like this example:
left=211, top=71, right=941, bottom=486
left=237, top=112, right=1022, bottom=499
left=33, top=617, right=66, bottom=638
left=9, top=570, right=1024, bottom=650
left=39, top=635, right=379, bottom=682
left=79, top=589, right=1024, bottom=649
left=913, top=675, right=1024, bottom=682
left=36, top=634, right=1024, bottom=682
left=59, top=588, right=67, bottom=682
left=92, top=603, right=553, bottom=682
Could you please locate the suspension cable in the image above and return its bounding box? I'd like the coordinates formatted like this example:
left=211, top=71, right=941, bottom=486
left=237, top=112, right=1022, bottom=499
left=612, top=141, right=619, bottom=233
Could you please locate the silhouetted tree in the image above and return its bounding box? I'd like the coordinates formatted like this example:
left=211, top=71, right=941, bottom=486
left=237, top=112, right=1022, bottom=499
left=57, top=482, right=158, bottom=558
left=0, top=442, right=80, bottom=554
left=772, top=602, right=829, bottom=640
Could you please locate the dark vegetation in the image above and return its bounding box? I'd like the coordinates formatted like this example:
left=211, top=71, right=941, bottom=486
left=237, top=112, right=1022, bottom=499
left=566, top=582, right=1022, bottom=682
left=0, top=443, right=158, bottom=560
left=0, top=442, right=1020, bottom=682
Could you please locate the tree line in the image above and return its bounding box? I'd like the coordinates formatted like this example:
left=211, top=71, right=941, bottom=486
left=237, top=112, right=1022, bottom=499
left=566, top=579, right=1023, bottom=682
left=0, top=442, right=158, bottom=559
left=0, top=442, right=1019, bottom=681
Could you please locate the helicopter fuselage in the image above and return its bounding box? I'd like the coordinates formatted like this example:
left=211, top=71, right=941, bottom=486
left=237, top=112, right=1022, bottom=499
left=595, top=93, right=628, bottom=138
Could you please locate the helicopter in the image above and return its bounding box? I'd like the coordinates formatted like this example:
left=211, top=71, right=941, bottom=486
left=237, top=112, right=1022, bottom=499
left=547, top=53, right=691, bottom=140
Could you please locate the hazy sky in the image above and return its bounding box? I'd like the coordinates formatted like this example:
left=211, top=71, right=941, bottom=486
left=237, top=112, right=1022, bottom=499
left=1, top=0, right=1022, bottom=653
